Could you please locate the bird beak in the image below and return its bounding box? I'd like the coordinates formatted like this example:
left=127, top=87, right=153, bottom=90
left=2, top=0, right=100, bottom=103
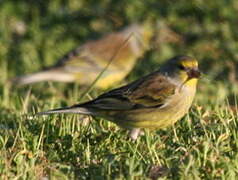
left=187, top=68, right=201, bottom=79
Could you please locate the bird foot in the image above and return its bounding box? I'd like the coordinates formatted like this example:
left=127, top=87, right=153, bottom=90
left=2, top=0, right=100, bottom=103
left=129, top=128, right=142, bottom=140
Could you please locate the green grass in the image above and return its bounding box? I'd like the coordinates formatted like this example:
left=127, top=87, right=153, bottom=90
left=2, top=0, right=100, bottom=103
left=1, top=0, right=238, bottom=179
left=1, top=91, right=238, bottom=179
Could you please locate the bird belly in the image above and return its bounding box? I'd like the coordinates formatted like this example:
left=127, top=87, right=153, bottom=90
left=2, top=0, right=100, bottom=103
left=112, top=87, right=196, bottom=129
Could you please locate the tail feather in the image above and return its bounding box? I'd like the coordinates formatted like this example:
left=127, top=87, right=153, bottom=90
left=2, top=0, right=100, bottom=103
left=11, top=70, right=75, bottom=86
left=37, top=106, right=93, bottom=116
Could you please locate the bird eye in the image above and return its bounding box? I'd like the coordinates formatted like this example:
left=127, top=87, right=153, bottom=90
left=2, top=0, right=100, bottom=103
left=178, top=64, right=186, bottom=70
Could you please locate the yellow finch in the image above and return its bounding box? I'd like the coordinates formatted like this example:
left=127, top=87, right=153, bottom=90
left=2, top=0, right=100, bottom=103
left=38, top=55, right=200, bottom=139
left=12, top=22, right=156, bottom=89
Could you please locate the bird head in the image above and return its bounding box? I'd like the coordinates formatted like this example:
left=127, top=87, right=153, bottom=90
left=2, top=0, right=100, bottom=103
left=161, top=55, right=201, bottom=87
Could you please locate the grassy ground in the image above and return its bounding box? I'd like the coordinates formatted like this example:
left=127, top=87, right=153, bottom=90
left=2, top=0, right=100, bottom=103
left=1, top=0, right=238, bottom=179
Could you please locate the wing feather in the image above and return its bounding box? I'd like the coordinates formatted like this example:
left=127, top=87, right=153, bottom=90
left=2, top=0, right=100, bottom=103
left=79, top=72, right=176, bottom=110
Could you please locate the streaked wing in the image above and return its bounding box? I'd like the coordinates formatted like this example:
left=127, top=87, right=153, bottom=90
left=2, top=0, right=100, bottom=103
left=128, top=73, right=176, bottom=107
left=79, top=72, right=176, bottom=110
left=49, top=47, right=100, bottom=71
left=47, top=23, right=146, bottom=74
left=49, top=31, right=135, bottom=70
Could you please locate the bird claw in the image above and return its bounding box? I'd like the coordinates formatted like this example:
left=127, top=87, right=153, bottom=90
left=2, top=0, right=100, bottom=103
left=129, top=128, right=142, bottom=140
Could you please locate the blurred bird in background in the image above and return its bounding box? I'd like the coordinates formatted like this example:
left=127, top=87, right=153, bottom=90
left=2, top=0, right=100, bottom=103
left=11, top=20, right=181, bottom=89
left=38, top=56, right=200, bottom=140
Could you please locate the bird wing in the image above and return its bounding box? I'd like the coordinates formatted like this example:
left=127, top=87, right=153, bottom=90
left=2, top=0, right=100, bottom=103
left=49, top=46, right=101, bottom=72
left=48, top=29, right=137, bottom=71
left=47, top=23, right=151, bottom=74
left=79, top=72, right=176, bottom=110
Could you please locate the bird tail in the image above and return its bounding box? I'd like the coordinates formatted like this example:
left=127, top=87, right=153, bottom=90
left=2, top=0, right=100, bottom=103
left=10, top=69, right=75, bottom=86
left=37, top=106, right=94, bottom=116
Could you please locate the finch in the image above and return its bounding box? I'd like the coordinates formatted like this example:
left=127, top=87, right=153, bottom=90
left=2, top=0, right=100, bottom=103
left=38, top=55, right=200, bottom=140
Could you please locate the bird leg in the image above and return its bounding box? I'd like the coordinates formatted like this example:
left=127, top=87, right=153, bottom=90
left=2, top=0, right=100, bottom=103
left=80, top=115, right=91, bottom=126
left=129, top=128, right=141, bottom=140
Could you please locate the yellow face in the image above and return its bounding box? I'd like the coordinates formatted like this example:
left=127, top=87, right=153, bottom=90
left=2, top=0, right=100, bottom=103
left=176, top=57, right=200, bottom=86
